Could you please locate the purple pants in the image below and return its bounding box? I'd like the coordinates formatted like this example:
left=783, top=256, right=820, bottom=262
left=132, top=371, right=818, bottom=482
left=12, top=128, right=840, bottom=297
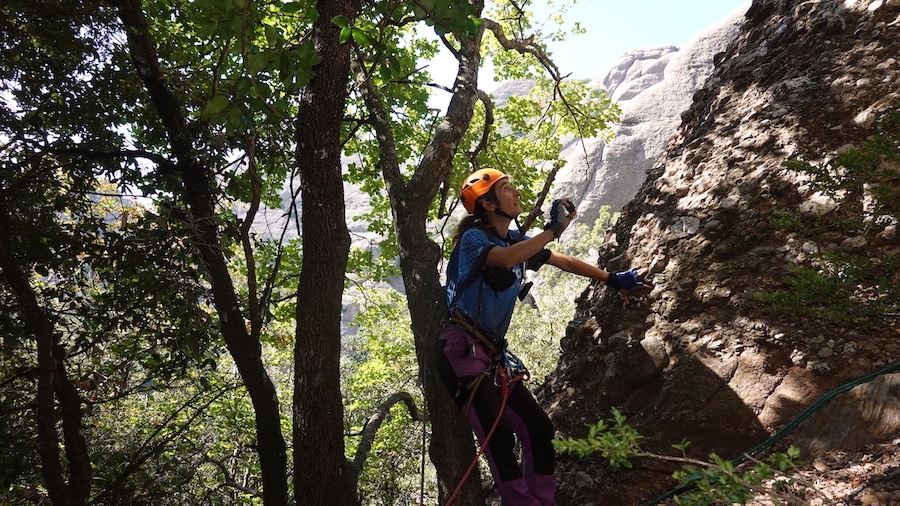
left=435, top=325, right=556, bottom=506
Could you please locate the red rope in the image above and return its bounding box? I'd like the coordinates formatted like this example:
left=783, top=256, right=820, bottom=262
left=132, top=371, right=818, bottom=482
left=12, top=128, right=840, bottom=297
left=442, top=375, right=510, bottom=506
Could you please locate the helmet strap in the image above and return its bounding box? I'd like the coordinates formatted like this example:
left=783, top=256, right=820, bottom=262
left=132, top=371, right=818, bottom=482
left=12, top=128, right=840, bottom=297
left=494, top=207, right=516, bottom=220
left=484, top=198, right=516, bottom=221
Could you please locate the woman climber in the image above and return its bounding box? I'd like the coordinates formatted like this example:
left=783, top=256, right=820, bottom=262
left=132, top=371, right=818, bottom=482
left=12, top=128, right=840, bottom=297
left=435, top=168, right=651, bottom=506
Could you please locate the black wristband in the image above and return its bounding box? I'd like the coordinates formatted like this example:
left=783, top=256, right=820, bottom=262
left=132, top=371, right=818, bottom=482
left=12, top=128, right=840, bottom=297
left=544, top=221, right=565, bottom=238
left=605, top=274, right=619, bottom=289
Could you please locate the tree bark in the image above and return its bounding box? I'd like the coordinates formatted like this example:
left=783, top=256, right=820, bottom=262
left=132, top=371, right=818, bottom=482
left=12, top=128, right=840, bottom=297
left=353, top=13, right=487, bottom=504
left=292, top=0, right=358, bottom=504
left=0, top=203, right=92, bottom=506
left=112, top=1, right=289, bottom=504
left=347, top=391, right=425, bottom=491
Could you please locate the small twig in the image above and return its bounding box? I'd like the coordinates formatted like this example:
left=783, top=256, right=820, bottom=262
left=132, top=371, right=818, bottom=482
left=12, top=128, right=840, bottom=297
left=842, top=467, right=900, bottom=504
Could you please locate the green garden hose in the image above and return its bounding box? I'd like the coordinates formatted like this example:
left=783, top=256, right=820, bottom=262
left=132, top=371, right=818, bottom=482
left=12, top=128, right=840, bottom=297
left=642, top=360, right=900, bottom=506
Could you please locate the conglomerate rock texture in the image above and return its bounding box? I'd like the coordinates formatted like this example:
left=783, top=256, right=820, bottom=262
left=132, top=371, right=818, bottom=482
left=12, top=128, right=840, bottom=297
left=540, top=0, right=900, bottom=504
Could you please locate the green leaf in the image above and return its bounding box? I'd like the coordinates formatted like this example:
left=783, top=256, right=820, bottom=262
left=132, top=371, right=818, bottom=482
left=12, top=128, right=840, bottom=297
left=282, top=1, right=304, bottom=13
left=254, top=82, right=272, bottom=98
left=235, top=77, right=252, bottom=94
left=351, top=28, right=367, bottom=46
left=202, top=95, right=230, bottom=120
left=264, top=25, right=279, bottom=46
left=331, top=15, right=349, bottom=29
left=245, top=52, right=268, bottom=74
left=339, top=27, right=351, bottom=44
left=274, top=98, right=291, bottom=115
left=296, top=40, right=316, bottom=60
left=227, top=106, right=243, bottom=131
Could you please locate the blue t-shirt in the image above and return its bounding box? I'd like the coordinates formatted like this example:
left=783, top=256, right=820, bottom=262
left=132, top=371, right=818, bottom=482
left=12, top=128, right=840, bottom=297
left=446, top=227, right=527, bottom=339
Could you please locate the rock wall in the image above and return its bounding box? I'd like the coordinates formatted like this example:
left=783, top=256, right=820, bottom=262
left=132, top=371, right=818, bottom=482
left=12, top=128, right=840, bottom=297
left=554, top=6, right=748, bottom=224
left=488, top=6, right=749, bottom=225
left=542, top=0, right=900, bottom=504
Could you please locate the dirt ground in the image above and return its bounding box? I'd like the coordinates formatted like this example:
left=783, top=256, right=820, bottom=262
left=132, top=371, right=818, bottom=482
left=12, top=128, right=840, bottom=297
left=747, top=438, right=900, bottom=506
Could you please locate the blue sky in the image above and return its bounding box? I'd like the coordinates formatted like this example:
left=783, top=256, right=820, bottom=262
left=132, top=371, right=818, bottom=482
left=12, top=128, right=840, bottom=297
left=531, top=1, right=751, bottom=81
left=426, top=1, right=750, bottom=100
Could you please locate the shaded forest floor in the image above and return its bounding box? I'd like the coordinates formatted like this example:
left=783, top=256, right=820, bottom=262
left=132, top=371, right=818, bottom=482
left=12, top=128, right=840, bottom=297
left=483, top=437, right=900, bottom=505
left=752, top=438, right=900, bottom=506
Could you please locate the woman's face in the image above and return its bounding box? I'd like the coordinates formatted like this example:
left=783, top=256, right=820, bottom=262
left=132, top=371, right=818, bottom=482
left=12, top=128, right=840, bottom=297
left=492, top=179, right=522, bottom=217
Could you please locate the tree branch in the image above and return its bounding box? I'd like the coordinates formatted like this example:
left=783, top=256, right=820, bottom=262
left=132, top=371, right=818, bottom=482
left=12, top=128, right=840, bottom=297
left=44, top=147, right=177, bottom=174
left=0, top=202, right=92, bottom=506
left=204, top=455, right=263, bottom=498
left=238, top=137, right=262, bottom=339
left=467, top=89, right=495, bottom=163
left=110, top=1, right=289, bottom=503
left=350, top=52, right=405, bottom=198
left=102, top=384, right=237, bottom=504
left=258, top=207, right=294, bottom=319
left=482, top=16, right=601, bottom=186
left=520, top=160, right=562, bottom=231
left=347, top=391, right=425, bottom=485
left=481, top=17, right=562, bottom=82
left=842, top=467, right=900, bottom=504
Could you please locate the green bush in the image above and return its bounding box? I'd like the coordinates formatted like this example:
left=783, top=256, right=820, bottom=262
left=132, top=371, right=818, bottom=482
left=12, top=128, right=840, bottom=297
left=760, top=104, right=900, bottom=326
left=555, top=409, right=808, bottom=504
left=552, top=407, right=643, bottom=468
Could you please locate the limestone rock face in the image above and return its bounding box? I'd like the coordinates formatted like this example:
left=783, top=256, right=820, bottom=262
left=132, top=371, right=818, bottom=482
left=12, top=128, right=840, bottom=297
left=554, top=6, right=748, bottom=226
left=542, top=0, right=900, bottom=503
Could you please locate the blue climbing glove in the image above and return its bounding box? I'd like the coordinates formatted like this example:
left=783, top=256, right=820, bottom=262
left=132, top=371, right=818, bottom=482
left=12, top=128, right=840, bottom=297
left=606, top=268, right=645, bottom=290
left=544, top=198, right=576, bottom=238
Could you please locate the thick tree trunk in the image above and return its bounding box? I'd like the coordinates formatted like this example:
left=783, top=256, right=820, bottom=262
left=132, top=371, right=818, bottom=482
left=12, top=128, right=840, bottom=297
left=291, top=0, right=358, bottom=504
left=401, top=33, right=489, bottom=506
left=353, top=16, right=487, bottom=503
left=399, top=236, right=485, bottom=505
left=0, top=204, right=92, bottom=506
left=113, top=1, right=289, bottom=504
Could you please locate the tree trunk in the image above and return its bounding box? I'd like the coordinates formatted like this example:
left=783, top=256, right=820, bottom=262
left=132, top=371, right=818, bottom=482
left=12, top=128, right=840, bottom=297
left=401, top=31, right=489, bottom=506
left=352, top=14, right=487, bottom=503
left=291, top=0, right=358, bottom=504
left=400, top=236, right=485, bottom=506
left=0, top=203, right=92, bottom=506
left=113, top=1, right=289, bottom=504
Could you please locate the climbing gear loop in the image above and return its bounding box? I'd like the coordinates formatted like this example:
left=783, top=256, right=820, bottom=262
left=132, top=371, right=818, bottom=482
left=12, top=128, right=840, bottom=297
left=493, top=349, right=530, bottom=387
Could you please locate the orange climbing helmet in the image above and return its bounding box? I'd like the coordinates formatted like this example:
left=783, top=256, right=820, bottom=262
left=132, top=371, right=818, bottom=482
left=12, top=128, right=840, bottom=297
left=459, top=168, right=509, bottom=214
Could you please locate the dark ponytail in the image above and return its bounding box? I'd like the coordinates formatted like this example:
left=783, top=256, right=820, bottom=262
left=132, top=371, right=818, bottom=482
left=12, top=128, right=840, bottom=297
left=451, top=185, right=499, bottom=247
left=451, top=215, right=479, bottom=247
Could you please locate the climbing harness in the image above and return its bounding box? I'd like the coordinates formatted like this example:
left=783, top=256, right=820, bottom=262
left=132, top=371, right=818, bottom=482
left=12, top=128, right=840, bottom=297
left=443, top=351, right=530, bottom=506
left=642, top=360, right=900, bottom=506
left=447, top=310, right=508, bottom=355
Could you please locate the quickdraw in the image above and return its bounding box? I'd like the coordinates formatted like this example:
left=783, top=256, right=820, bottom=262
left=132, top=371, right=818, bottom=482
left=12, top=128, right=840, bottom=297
left=492, top=349, right=530, bottom=387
